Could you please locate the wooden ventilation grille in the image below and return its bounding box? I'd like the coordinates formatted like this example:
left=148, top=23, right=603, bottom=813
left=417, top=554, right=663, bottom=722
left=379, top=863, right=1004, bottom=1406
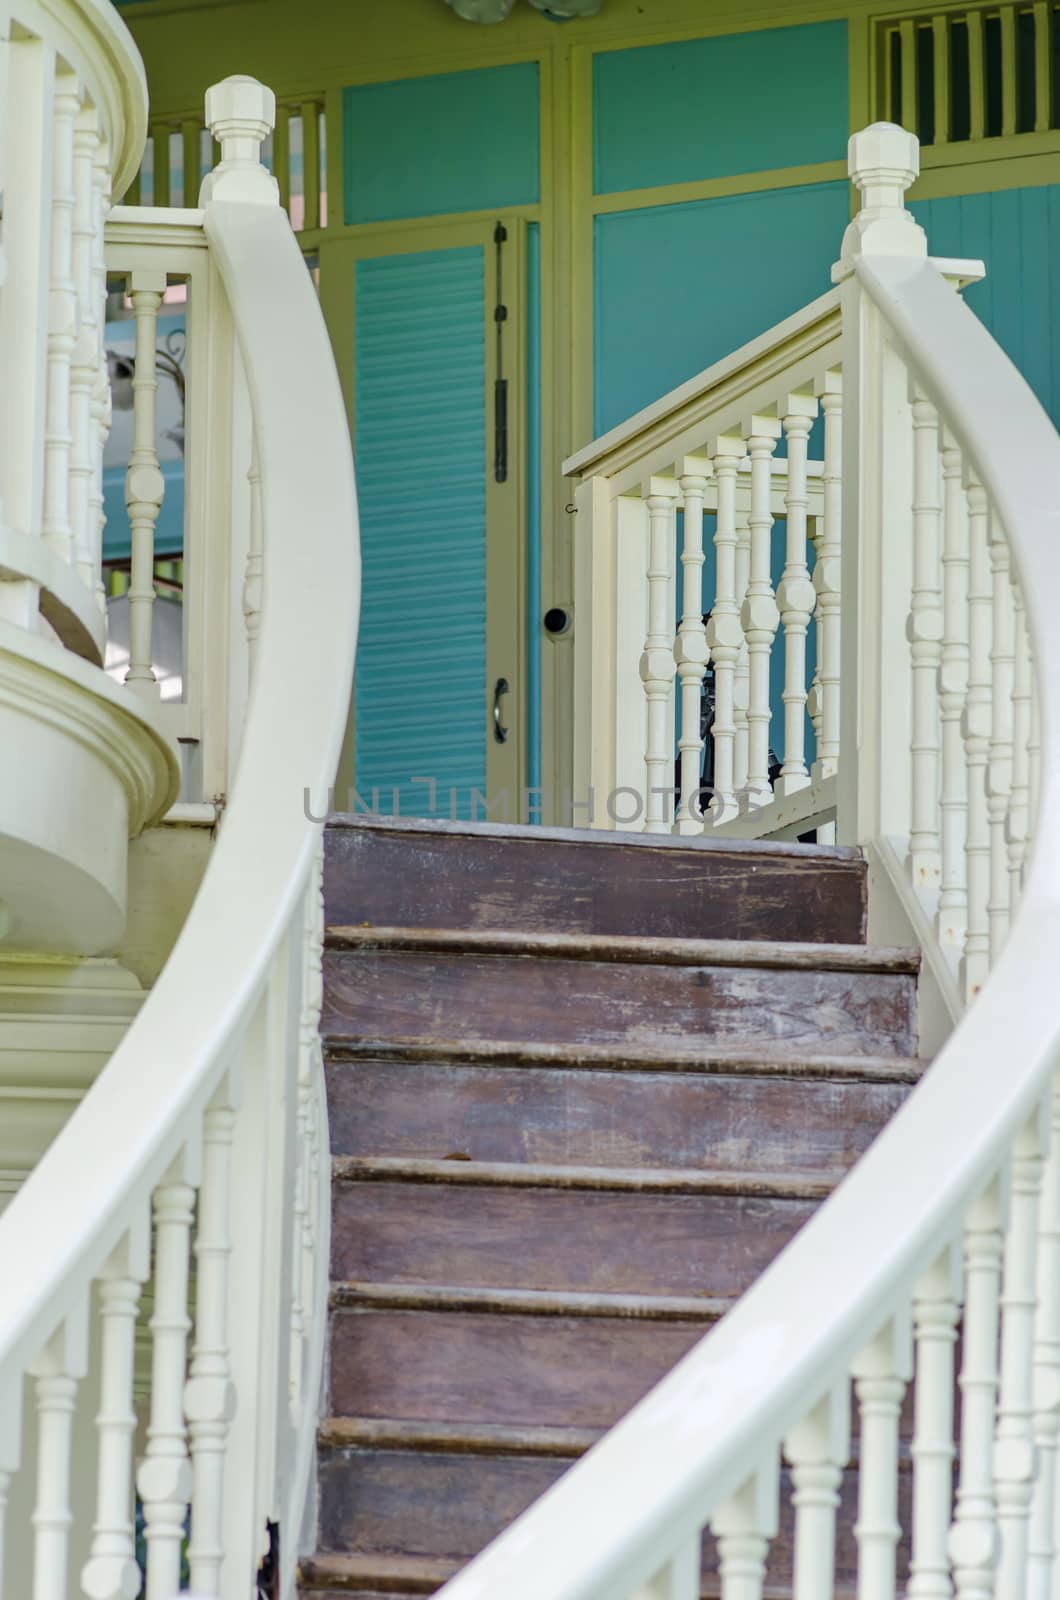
left=878, top=2, right=1059, bottom=145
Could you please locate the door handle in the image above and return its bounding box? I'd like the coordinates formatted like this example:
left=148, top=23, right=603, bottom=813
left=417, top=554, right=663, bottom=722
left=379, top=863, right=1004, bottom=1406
left=492, top=677, right=510, bottom=744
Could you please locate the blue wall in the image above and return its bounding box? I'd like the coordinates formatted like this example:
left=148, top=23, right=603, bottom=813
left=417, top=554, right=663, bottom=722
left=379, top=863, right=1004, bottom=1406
left=593, top=181, right=848, bottom=434
left=912, top=184, right=1060, bottom=427
left=592, top=22, right=848, bottom=194
left=343, top=63, right=539, bottom=225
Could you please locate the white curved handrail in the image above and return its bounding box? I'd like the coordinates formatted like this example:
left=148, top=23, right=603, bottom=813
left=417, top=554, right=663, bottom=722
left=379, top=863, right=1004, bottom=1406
left=0, top=169, right=358, bottom=1588
left=437, top=216, right=1060, bottom=1600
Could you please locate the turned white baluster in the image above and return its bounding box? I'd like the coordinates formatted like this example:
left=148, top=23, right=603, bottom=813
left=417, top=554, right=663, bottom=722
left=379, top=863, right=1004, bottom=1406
left=137, top=1159, right=197, bottom=1600
left=812, top=370, right=842, bottom=782
left=30, top=1311, right=87, bottom=1600
left=186, top=1084, right=238, bottom=1595
left=675, top=459, right=711, bottom=832
left=41, top=74, right=81, bottom=566
left=1028, top=1074, right=1060, bottom=1600
left=1007, top=583, right=1031, bottom=917
left=632, top=1539, right=700, bottom=1600
left=82, top=1221, right=150, bottom=1600
left=776, top=393, right=818, bottom=796
left=994, top=1111, right=1046, bottom=1600
left=70, top=104, right=100, bottom=591
left=640, top=481, right=679, bottom=833
left=852, top=1316, right=911, bottom=1600
left=740, top=416, right=781, bottom=808
left=90, top=137, right=112, bottom=613
left=710, top=1465, right=778, bottom=1600
left=706, top=436, right=746, bottom=825
left=961, top=472, right=992, bottom=1003
left=244, top=430, right=264, bottom=678
left=733, top=510, right=752, bottom=797
left=908, top=386, right=943, bottom=891
left=948, top=1176, right=1004, bottom=1600
left=784, top=1384, right=849, bottom=1600
left=124, top=269, right=167, bottom=695
left=986, top=514, right=1015, bottom=966
left=908, top=1247, right=961, bottom=1600
left=937, top=431, right=970, bottom=952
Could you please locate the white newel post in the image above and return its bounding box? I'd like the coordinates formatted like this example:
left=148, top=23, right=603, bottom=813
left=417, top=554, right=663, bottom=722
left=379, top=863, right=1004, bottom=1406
left=572, top=477, right=648, bottom=829
left=835, top=123, right=927, bottom=850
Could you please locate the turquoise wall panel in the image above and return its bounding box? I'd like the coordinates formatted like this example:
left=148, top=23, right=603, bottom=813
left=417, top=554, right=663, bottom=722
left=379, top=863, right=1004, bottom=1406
left=593, top=181, right=847, bottom=435
left=343, top=64, right=539, bottom=225
left=911, top=184, right=1060, bottom=427
left=593, top=23, right=848, bottom=195
left=354, top=247, right=487, bottom=819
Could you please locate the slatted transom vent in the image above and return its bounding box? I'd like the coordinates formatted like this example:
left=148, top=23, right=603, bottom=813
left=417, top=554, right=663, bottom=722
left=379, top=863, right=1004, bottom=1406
left=299, top=816, right=922, bottom=1598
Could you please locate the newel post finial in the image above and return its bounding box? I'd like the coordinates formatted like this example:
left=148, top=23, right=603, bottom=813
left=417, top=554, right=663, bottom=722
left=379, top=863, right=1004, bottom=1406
left=834, top=121, right=927, bottom=277
left=200, top=75, right=279, bottom=205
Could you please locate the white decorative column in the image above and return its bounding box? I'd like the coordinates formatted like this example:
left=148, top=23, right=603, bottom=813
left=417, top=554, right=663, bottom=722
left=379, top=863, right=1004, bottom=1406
left=639, top=480, right=679, bottom=833
left=776, top=392, right=818, bottom=797
left=740, top=416, right=781, bottom=810
left=706, top=435, right=747, bottom=825
left=675, top=459, right=711, bottom=832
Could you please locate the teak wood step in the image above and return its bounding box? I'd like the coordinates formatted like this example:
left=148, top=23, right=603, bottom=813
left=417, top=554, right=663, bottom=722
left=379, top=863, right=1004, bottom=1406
left=311, top=1438, right=913, bottom=1590
left=325, top=814, right=867, bottom=944
left=322, top=929, right=918, bottom=1060
left=328, top=1304, right=713, bottom=1430
left=326, top=1051, right=914, bottom=1172
left=329, top=1170, right=824, bottom=1298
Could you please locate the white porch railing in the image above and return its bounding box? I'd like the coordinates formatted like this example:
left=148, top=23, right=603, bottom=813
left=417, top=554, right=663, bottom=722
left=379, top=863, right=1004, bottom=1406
left=0, top=0, right=144, bottom=658
left=438, top=125, right=1060, bottom=1600
left=0, top=72, right=358, bottom=1600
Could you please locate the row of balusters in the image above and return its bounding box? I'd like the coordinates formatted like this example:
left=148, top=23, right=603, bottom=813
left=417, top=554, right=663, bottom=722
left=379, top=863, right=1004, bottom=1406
left=0, top=857, right=326, bottom=1600
left=644, top=372, right=843, bottom=835
left=650, top=1074, right=1060, bottom=1600
left=907, top=392, right=1038, bottom=1004
left=124, top=101, right=327, bottom=233
left=6, top=62, right=114, bottom=615
left=651, top=373, right=1035, bottom=1004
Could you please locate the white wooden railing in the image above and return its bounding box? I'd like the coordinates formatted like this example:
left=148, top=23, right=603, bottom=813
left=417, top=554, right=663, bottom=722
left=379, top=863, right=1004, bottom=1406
left=0, top=0, right=145, bottom=659
left=0, top=72, right=358, bottom=1600
left=440, top=124, right=1060, bottom=1600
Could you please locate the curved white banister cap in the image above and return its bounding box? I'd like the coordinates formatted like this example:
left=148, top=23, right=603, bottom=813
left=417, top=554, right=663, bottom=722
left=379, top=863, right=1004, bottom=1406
left=837, top=120, right=927, bottom=273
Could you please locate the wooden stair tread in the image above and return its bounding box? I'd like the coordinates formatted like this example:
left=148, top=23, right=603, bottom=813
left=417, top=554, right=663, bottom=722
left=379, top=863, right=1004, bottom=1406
left=325, top=816, right=866, bottom=945
left=332, top=1154, right=846, bottom=1196
left=329, top=1281, right=733, bottom=1321
left=326, top=812, right=864, bottom=859
left=318, top=1415, right=602, bottom=1456
left=325, top=924, right=917, bottom=973
left=324, top=1035, right=926, bottom=1081
left=300, top=1553, right=460, bottom=1594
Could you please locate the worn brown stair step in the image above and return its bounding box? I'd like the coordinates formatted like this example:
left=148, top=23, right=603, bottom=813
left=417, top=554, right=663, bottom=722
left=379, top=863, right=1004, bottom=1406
left=299, top=1555, right=862, bottom=1600
left=328, top=1302, right=716, bottom=1430
left=322, top=929, right=919, bottom=1059
left=329, top=1166, right=826, bottom=1298
left=325, top=1050, right=916, bottom=1171
left=325, top=815, right=867, bottom=944
left=312, top=1431, right=912, bottom=1587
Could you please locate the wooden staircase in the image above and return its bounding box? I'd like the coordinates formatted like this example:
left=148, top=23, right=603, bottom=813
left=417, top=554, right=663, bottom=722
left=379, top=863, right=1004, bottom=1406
left=299, top=818, right=922, bottom=1598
